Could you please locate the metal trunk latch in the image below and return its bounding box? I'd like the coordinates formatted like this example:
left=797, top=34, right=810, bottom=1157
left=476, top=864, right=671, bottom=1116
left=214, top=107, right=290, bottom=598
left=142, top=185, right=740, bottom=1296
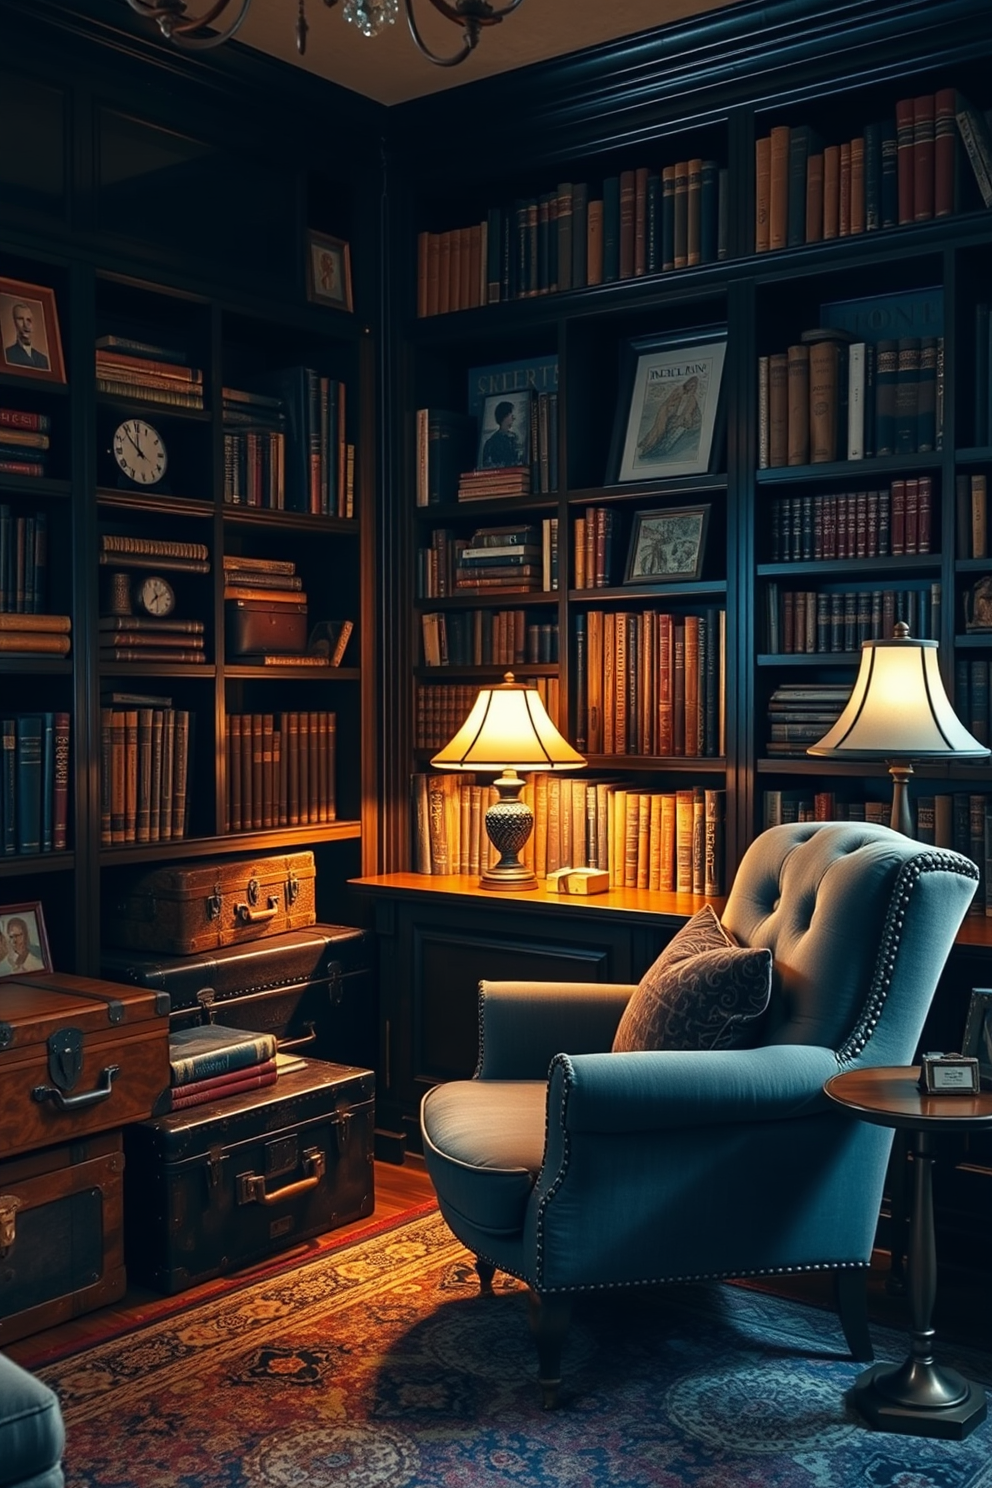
left=206, top=886, right=222, bottom=920
left=286, top=871, right=300, bottom=906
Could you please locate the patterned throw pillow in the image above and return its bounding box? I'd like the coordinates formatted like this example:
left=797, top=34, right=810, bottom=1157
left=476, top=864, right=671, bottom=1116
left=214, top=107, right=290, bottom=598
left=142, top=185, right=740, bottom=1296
left=612, top=904, right=772, bottom=1053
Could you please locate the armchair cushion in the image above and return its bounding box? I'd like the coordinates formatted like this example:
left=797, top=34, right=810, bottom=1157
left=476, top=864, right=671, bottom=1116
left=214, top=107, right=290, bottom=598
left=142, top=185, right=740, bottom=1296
left=613, top=904, right=772, bottom=1053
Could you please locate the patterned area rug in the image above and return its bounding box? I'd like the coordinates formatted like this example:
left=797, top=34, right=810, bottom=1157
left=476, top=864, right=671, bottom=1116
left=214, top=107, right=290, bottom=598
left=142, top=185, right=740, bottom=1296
left=43, top=1210, right=992, bottom=1488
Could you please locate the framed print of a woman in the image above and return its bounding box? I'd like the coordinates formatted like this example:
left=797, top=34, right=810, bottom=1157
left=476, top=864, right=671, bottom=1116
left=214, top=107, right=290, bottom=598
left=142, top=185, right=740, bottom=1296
left=609, top=327, right=728, bottom=484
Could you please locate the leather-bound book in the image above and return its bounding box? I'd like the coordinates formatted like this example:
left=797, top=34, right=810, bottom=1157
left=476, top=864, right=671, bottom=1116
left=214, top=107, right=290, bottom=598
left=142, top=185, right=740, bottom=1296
left=787, top=343, right=810, bottom=465
left=769, top=124, right=790, bottom=250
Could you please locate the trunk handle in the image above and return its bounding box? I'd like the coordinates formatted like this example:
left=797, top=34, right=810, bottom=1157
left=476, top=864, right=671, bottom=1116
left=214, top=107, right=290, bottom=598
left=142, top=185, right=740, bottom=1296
left=237, top=1146, right=325, bottom=1206
left=32, top=1063, right=121, bottom=1110
left=234, top=895, right=279, bottom=925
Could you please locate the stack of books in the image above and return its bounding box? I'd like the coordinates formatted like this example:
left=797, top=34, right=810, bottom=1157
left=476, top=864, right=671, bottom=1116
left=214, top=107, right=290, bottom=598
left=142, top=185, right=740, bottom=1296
left=95, top=336, right=204, bottom=410
left=222, top=387, right=287, bottom=508
left=99, top=615, right=206, bottom=664
left=99, top=534, right=211, bottom=576
left=457, top=466, right=532, bottom=500
left=0, top=407, right=51, bottom=478
left=764, top=682, right=851, bottom=758
left=454, top=522, right=542, bottom=593
left=0, top=612, right=70, bottom=657
left=162, top=1023, right=279, bottom=1113
left=99, top=697, right=192, bottom=844
left=222, top=554, right=305, bottom=603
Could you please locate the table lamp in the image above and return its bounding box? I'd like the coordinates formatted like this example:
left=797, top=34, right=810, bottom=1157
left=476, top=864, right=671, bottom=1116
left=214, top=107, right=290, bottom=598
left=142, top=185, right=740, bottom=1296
left=430, top=671, right=585, bottom=890
left=807, top=623, right=990, bottom=836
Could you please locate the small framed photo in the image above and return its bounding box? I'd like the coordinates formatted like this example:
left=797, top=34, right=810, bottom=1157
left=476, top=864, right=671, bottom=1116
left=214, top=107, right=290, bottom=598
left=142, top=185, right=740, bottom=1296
left=624, top=504, right=711, bottom=585
left=0, top=277, right=66, bottom=383
left=961, top=988, right=992, bottom=1089
left=476, top=389, right=532, bottom=470
left=0, top=902, right=52, bottom=977
left=608, top=326, right=728, bottom=484
left=306, top=231, right=353, bottom=312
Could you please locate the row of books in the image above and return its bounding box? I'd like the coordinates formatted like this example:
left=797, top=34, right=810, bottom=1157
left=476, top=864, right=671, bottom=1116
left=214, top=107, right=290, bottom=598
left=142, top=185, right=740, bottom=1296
left=767, top=480, right=934, bottom=563
left=420, top=610, right=559, bottom=668
left=957, top=472, right=991, bottom=559
left=99, top=532, right=210, bottom=576
left=762, top=791, right=892, bottom=827
left=0, top=508, right=48, bottom=615
left=223, top=384, right=287, bottom=509
left=574, top=608, right=726, bottom=758
left=410, top=769, right=726, bottom=894
left=99, top=615, right=206, bottom=665
left=758, top=330, right=941, bottom=468
left=764, top=583, right=941, bottom=656
left=0, top=406, right=51, bottom=479
left=573, top=507, right=621, bottom=590
left=95, top=336, right=204, bottom=411
left=223, top=554, right=306, bottom=607
left=414, top=677, right=560, bottom=753
left=416, top=163, right=728, bottom=317
left=755, top=89, right=992, bottom=256
left=99, top=705, right=191, bottom=845
left=0, top=711, right=70, bottom=856
left=164, top=1023, right=280, bottom=1112
left=226, top=711, right=336, bottom=833
left=245, top=367, right=352, bottom=518
left=955, top=659, right=992, bottom=749
left=417, top=521, right=558, bottom=599
left=763, top=683, right=849, bottom=760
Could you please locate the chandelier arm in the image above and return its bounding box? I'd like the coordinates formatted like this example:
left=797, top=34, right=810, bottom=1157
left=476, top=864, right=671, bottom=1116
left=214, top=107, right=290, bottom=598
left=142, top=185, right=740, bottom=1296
left=126, top=0, right=254, bottom=48
left=404, top=0, right=475, bottom=66
left=422, top=0, right=524, bottom=22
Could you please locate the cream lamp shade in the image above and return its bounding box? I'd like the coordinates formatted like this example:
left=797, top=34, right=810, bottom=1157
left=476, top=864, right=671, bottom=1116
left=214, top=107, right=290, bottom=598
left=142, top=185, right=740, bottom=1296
left=431, top=672, right=585, bottom=889
left=807, top=624, right=989, bottom=835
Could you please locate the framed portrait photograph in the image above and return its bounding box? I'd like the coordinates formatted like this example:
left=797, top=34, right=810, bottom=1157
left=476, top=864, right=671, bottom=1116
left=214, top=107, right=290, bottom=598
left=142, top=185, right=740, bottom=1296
left=624, top=504, right=711, bottom=585
left=608, top=326, right=728, bottom=484
left=306, top=231, right=353, bottom=312
left=476, top=389, right=533, bottom=471
left=0, top=277, right=66, bottom=383
left=961, top=988, right=992, bottom=1089
left=0, top=901, right=52, bottom=978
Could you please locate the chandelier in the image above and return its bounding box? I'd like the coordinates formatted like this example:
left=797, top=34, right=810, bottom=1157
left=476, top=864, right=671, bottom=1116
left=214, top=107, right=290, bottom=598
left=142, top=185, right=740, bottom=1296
left=124, top=0, right=526, bottom=67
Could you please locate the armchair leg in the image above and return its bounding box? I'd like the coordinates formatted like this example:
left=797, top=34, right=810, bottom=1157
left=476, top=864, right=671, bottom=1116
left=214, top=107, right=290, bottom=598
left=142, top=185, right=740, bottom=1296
left=475, top=1255, right=496, bottom=1294
left=834, top=1268, right=873, bottom=1362
left=528, top=1289, right=572, bottom=1409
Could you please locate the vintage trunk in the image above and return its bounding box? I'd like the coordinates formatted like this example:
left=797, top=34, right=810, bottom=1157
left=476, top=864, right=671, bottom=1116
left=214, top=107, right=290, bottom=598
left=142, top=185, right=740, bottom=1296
left=103, top=850, right=317, bottom=954
left=123, top=1059, right=374, bottom=1294
left=0, top=1130, right=125, bottom=1345
left=0, top=973, right=170, bottom=1159
left=101, top=924, right=375, bottom=1071
left=225, top=599, right=308, bottom=656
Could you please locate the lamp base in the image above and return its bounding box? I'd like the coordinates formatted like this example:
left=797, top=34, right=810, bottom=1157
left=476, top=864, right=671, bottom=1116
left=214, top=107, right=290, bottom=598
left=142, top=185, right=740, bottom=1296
left=889, top=761, right=914, bottom=837
left=480, top=769, right=538, bottom=891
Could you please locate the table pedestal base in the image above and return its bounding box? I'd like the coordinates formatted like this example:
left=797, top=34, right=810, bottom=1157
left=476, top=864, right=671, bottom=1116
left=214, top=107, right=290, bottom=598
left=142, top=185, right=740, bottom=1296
left=853, top=1361, right=988, bottom=1440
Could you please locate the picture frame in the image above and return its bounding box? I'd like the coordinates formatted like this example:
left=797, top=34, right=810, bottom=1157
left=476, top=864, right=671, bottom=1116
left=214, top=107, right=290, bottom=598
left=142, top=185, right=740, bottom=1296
left=0, top=901, right=53, bottom=977
left=961, top=988, right=992, bottom=1089
left=624, top=504, right=711, bottom=585
left=608, top=326, right=728, bottom=485
left=0, top=276, right=66, bottom=383
left=476, top=388, right=533, bottom=471
left=306, top=231, right=353, bottom=312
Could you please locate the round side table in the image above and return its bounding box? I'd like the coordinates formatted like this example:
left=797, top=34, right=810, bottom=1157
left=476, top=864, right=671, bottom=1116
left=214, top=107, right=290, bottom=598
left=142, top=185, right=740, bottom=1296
left=824, top=1066, right=991, bottom=1440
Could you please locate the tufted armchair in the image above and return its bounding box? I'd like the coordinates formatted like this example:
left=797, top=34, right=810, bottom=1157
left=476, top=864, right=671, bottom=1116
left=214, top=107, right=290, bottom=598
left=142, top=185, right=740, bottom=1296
left=421, top=822, right=978, bottom=1405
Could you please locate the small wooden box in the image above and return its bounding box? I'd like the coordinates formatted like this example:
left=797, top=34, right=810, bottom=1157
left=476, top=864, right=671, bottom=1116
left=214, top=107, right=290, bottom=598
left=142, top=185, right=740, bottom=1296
left=0, top=1131, right=125, bottom=1346
left=546, top=867, right=610, bottom=895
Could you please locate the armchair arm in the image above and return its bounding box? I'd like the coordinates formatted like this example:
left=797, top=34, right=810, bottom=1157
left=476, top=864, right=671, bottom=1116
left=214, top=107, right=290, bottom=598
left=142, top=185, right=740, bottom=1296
left=548, top=1043, right=842, bottom=1133
left=477, top=980, right=635, bottom=1079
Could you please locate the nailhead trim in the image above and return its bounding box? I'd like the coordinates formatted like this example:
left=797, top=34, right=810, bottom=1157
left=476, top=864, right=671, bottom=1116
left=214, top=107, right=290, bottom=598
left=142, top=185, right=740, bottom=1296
left=473, top=980, right=486, bottom=1078
left=835, top=850, right=978, bottom=1065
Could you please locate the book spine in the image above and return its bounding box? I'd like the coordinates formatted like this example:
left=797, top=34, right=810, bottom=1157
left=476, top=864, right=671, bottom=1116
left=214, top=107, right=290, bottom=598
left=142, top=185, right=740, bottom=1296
left=170, top=1035, right=277, bottom=1087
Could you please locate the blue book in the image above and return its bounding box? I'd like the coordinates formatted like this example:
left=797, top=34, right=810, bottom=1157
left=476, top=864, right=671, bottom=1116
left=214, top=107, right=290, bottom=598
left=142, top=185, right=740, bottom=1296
left=880, top=123, right=899, bottom=228
left=700, top=159, right=719, bottom=263
left=863, top=121, right=883, bottom=231
left=602, top=175, right=620, bottom=282
left=40, top=711, right=54, bottom=853
left=16, top=714, right=42, bottom=855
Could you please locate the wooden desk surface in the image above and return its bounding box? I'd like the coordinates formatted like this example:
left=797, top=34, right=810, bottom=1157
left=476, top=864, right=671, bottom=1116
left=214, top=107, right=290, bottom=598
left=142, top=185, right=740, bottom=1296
left=350, top=872, right=726, bottom=926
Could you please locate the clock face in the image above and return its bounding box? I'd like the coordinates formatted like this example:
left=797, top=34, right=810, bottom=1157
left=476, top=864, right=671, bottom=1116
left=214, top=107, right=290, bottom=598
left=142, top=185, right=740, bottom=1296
left=135, top=575, right=176, bottom=617
left=112, top=419, right=168, bottom=486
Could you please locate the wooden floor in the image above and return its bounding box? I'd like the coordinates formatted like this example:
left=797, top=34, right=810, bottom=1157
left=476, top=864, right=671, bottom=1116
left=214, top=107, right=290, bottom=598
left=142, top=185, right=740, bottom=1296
left=7, top=1154, right=990, bottom=1367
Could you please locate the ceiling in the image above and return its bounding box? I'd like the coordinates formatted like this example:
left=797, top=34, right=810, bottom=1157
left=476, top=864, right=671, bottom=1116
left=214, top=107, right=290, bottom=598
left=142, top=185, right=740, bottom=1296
left=232, top=0, right=740, bottom=106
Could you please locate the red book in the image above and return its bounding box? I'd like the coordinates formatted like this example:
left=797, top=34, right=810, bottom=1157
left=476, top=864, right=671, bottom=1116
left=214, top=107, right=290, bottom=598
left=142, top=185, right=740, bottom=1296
left=913, top=94, right=935, bottom=221
left=166, top=1059, right=279, bottom=1111
left=933, top=86, right=958, bottom=218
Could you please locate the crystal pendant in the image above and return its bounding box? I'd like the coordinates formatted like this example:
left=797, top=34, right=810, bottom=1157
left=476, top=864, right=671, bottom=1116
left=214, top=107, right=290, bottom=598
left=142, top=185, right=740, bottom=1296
left=342, top=0, right=399, bottom=37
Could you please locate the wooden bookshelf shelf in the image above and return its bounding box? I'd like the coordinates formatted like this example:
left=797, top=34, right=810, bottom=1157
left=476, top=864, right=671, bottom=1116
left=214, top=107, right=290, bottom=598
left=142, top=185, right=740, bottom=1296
left=99, top=821, right=361, bottom=867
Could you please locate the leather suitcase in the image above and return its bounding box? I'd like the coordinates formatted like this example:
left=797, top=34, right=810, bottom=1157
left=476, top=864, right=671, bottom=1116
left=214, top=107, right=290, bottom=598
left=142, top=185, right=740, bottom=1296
left=123, top=1059, right=374, bottom=1294
left=103, top=850, right=317, bottom=955
left=102, top=924, right=375, bottom=1073
left=225, top=599, right=308, bottom=656
left=0, top=1130, right=125, bottom=1345
left=0, top=973, right=170, bottom=1160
